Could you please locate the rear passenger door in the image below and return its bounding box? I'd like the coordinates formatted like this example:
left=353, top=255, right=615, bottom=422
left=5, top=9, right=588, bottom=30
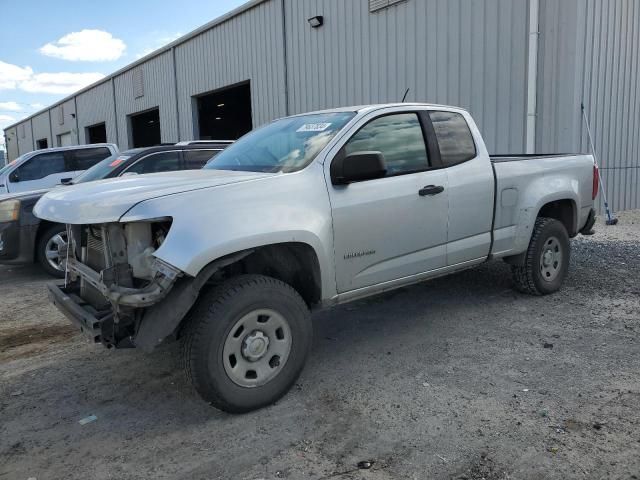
left=428, top=110, right=494, bottom=265
left=7, top=151, right=72, bottom=192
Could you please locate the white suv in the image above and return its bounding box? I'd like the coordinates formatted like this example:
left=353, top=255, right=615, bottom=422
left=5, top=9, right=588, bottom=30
left=0, top=144, right=118, bottom=195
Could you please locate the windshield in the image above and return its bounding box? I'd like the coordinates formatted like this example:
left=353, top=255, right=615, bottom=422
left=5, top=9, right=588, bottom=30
left=72, top=153, right=132, bottom=184
left=204, top=112, right=356, bottom=173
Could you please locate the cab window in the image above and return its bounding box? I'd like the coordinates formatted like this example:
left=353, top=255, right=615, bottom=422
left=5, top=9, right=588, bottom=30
left=11, top=152, right=68, bottom=182
left=184, top=149, right=221, bottom=169
left=126, top=151, right=182, bottom=174
left=428, top=111, right=477, bottom=166
left=344, top=113, right=429, bottom=176
left=71, top=147, right=112, bottom=170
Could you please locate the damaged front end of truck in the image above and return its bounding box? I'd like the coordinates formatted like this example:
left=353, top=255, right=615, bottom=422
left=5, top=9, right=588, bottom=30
left=49, top=219, right=183, bottom=349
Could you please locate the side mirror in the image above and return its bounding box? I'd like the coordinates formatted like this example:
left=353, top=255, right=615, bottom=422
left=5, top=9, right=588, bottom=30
left=331, top=151, right=387, bottom=185
left=60, top=178, right=73, bottom=185
left=121, top=171, right=139, bottom=177
left=9, top=171, right=19, bottom=183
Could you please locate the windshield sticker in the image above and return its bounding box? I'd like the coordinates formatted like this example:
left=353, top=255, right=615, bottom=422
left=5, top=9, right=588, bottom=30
left=109, top=158, right=126, bottom=167
left=297, top=123, right=332, bottom=133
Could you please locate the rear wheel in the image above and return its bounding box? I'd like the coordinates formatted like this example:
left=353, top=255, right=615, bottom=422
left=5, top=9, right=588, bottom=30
left=511, top=217, right=570, bottom=295
left=182, top=274, right=312, bottom=413
left=36, top=224, right=67, bottom=278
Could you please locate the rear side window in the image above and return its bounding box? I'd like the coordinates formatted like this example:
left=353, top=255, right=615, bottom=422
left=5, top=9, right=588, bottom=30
left=429, top=111, right=476, bottom=166
left=11, top=152, right=68, bottom=182
left=126, top=151, right=181, bottom=174
left=184, top=149, right=220, bottom=169
left=344, top=113, right=429, bottom=176
left=71, top=147, right=112, bottom=170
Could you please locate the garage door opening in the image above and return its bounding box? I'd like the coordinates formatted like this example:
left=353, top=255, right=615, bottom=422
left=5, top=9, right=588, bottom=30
left=86, top=123, right=107, bottom=144
left=129, top=108, right=161, bottom=148
left=195, top=82, right=252, bottom=141
left=36, top=138, right=48, bottom=149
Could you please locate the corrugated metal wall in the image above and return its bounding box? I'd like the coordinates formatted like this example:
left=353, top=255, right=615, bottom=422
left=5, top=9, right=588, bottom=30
left=77, top=80, right=118, bottom=145
left=16, top=121, right=33, bottom=154
left=175, top=0, right=287, bottom=138
left=50, top=99, right=78, bottom=146
left=5, top=127, right=18, bottom=160
left=32, top=112, right=51, bottom=147
left=2, top=0, right=638, bottom=212
left=537, top=0, right=640, bottom=212
left=114, top=50, right=178, bottom=146
left=284, top=0, right=530, bottom=154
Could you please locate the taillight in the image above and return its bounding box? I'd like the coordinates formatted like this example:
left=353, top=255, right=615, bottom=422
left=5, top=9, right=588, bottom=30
left=592, top=164, right=599, bottom=200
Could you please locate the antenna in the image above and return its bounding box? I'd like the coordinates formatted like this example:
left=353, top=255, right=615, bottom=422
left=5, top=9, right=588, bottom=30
left=401, top=88, right=410, bottom=102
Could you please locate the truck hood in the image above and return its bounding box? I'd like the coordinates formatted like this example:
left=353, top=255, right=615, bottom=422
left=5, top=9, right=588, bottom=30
left=34, top=169, right=276, bottom=224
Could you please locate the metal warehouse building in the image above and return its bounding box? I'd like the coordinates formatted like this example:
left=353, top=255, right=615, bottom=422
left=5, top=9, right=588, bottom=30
left=4, top=0, right=640, bottom=211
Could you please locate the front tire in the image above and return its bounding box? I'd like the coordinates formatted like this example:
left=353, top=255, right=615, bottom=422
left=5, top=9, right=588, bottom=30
left=511, top=217, right=570, bottom=295
left=36, top=224, right=68, bottom=278
left=182, top=274, right=312, bottom=413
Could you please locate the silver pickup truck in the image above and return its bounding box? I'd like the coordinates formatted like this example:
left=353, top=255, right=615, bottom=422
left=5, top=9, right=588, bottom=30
left=35, top=103, right=597, bottom=412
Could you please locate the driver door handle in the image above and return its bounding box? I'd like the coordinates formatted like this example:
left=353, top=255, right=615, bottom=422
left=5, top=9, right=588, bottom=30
left=419, top=185, right=445, bottom=196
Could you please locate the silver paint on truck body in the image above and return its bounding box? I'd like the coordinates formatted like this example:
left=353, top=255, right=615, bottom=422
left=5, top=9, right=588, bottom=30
left=34, top=103, right=595, bottom=307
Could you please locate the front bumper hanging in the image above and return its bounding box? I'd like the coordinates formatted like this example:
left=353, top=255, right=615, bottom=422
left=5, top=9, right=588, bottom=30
left=48, top=282, right=111, bottom=344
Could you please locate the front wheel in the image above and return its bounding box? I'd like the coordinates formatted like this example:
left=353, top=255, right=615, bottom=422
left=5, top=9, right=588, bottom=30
left=182, top=274, right=312, bottom=413
left=36, top=224, right=68, bottom=278
left=511, top=217, right=570, bottom=295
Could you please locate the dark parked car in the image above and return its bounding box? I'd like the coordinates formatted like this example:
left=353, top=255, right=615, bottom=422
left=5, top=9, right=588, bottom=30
left=0, top=142, right=231, bottom=276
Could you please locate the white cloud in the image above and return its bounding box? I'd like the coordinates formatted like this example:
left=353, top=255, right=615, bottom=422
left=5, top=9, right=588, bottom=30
left=30, top=103, right=45, bottom=109
left=40, top=29, right=126, bottom=62
left=0, top=60, right=105, bottom=95
left=0, top=61, right=34, bottom=89
left=0, top=101, right=22, bottom=112
left=21, top=72, right=105, bottom=95
left=136, top=32, right=182, bottom=59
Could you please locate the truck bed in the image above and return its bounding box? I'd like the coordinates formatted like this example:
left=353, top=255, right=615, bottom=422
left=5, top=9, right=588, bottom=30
left=490, top=154, right=581, bottom=163
left=489, top=152, right=595, bottom=258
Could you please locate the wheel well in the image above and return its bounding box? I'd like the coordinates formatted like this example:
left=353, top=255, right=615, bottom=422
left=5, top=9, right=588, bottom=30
left=220, top=243, right=322, bottom=307
left=538, top=200, right=577, bottom=237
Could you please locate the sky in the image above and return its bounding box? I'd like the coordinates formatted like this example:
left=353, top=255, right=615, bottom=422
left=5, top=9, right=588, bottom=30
left=0, top=0, right=247, bottom=150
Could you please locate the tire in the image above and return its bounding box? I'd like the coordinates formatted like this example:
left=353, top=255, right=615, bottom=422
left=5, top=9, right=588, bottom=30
left=511, top=217, right=570, bottom=295
left=36, top=224, right=68, bottom=278
left=182, top=274, right=312, bottom=413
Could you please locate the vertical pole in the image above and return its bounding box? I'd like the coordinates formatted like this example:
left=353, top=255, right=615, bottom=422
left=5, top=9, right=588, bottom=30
left=73, top=97, right=80, bottom=145
left=525, top=0, right=540, bottom=153
left=48, top=109, right=54, bottom=147
left=30, top=118, right=35, bottom=151
left=172, top=47, right=181, bottom=141
left=281, top=0, right=290, bottom=117
left=112, top=78, right=120, bottom=148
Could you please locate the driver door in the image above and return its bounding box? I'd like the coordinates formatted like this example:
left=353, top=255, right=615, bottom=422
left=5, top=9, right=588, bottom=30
left=327, top=112, right=449, bottom=293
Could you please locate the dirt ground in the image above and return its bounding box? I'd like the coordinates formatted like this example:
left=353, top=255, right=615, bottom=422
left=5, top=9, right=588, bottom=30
left=1, top=211, right=639, bottom=480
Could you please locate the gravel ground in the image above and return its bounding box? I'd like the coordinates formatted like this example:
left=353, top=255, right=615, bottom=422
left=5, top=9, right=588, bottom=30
left=1, top=211, right=639, bottom=480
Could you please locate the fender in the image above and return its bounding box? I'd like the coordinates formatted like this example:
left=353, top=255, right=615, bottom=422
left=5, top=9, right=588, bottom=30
left=134, top=250, right=253, bottom=352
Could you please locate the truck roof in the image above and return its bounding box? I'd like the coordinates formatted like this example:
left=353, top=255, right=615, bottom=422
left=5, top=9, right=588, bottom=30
left=293, top=102, right=468, bottom=117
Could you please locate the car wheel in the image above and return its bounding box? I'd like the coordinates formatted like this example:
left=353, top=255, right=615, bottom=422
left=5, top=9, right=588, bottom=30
left=511, top=217, right=570, bottom=295
left=36, top=224, right=68, bottom=278
left=182, top=274, right=312, bottom=413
